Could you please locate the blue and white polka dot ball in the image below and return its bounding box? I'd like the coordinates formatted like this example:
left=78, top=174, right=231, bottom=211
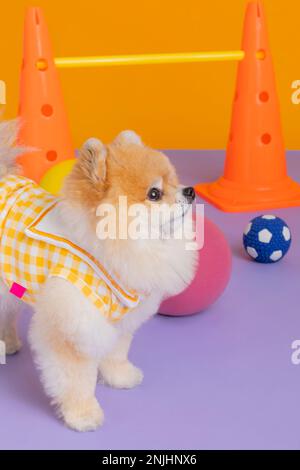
left=243, top=215, right=291, bottom=263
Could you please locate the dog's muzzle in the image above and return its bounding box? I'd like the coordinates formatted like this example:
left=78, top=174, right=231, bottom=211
left=182, top=186, right=196, bottom=204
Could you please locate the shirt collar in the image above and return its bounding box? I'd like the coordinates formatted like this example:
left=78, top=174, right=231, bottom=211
left=25, top=202, right=141, bottom=309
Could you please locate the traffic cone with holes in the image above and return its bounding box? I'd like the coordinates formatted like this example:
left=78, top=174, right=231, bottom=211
left=17, top=7, right=74, bottom=184
left=195, top=1, right=300, bottom=211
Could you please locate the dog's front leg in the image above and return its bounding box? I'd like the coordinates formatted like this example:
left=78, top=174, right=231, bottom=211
left=99, top=333, right=143, bottom=389
left=32, top=325, right=103, bottom=432
left=98, top=292, right=162, bottom=389
left=29, top=278, right=119, bottom=431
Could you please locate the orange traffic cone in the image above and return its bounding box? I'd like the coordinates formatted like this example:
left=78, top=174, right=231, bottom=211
left=17, top=7, right=74, bottom=183
left=195, top=1, right=300, bottom=212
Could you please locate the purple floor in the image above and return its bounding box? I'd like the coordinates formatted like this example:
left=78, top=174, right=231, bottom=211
left=1, top=150, right=300, bottom=450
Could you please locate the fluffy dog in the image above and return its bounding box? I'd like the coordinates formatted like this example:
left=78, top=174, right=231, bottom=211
left=0, top=120, right=197, bottom=431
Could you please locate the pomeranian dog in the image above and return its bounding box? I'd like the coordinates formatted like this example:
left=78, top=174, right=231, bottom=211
left=0, top=120, right=197, bottom=431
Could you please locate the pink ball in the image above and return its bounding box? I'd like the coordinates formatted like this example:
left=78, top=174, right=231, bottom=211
left=159, top=217, right=232, bottom=316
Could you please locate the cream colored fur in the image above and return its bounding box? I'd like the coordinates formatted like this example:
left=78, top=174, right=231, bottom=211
left=0, top=120, right=197, bottom=431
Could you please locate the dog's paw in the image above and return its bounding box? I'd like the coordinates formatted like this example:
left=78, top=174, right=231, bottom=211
left=99, top=360, right=143, bottom=389
left=4, top=335, right=22, bottom=355
left=62, top=398, right=104, bottom=432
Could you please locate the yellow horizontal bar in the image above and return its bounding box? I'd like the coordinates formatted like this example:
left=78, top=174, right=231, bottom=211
left=54, top=51, right=246, bottom=68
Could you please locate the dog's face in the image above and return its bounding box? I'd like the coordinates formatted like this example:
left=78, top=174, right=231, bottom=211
left=63, top=131, right=195, bottom=240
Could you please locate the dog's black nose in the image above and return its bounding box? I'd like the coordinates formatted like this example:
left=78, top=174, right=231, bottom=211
left=182, top=186, right=196, bottom=202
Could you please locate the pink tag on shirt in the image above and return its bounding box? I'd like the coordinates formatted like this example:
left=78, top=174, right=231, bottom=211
left=9, top=282, right=27, bottom=299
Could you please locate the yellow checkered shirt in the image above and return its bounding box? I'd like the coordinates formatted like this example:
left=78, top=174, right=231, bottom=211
left=0, top=175, right=139, bottom=322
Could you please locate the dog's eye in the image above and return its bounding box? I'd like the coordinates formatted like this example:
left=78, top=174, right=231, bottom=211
left=147, top=187, right=163, bottom=201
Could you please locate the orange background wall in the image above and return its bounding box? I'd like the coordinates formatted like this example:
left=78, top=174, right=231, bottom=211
left=0, top=0, right=299, bottom=149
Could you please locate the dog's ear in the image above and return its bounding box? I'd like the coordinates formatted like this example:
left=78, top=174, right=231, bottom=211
left=79, top=138, right=107, bottom=184
left=114, top=130, right=143, bottom=147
